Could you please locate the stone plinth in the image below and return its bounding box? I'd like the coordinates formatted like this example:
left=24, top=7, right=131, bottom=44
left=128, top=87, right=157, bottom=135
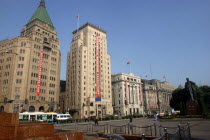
left=0, top=124, right=18, bottom=139
left=0, top=113, right=84, bottom=140
left=17, top=122, right=54, bottom=139
left=0, top=112, right=19, bottom=125
left=187, top=101, right=199, bottom=115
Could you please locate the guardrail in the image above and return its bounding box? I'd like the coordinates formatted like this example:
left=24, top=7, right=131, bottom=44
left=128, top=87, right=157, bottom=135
left=155, top=122, right=191, bottom=140
left=59, top=122, right=191, bottom=140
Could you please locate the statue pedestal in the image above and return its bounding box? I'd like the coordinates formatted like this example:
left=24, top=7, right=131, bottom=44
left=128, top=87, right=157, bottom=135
left=186, top=101, right=199, bottom=115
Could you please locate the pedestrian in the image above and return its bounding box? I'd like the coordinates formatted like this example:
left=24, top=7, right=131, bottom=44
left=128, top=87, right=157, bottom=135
left=129, top=116, right=133, bottom=123
left=95, top=116, right=99, bottom=125
left=154, top=113, right=158, bottom=121
left=95, top=118, right=98, bottom=125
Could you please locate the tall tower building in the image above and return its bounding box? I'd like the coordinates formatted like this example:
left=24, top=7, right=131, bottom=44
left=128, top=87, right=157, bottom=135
left=66, top=23, right=113, bottom=119
left=0, top=0, right=61, bottom=113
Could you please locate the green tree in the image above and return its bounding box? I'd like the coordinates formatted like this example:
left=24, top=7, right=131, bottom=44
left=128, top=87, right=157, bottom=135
left=170, top=88, right=190, bottom=115
left=197, top=85, right=210, bottom=113
left=90, top=110, right=94, bottom=116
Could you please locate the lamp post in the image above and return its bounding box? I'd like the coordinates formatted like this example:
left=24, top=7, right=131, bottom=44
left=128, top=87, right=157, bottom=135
left=5, top=51, right=19, bottom=113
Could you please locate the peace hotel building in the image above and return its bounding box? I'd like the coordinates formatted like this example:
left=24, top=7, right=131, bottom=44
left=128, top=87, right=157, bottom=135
left=66, top=23, right=113, bottom=118
left=0, top=0, right=61, bottom=113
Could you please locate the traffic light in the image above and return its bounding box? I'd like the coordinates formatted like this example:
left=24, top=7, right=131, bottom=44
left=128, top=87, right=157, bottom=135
left=4, top=97, right=7, bottom=103
left=25, top=99, right=28, bottom=104
left=4, top=97, right=13, bottom=103
left=6, top=99, right=13, bottom=103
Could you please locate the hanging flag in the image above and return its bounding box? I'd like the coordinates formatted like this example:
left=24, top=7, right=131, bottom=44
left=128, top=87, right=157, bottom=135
left=163, top=76, right=166, bottom=78
left=145, top=75, right=148, bottom=77
left=127, top=61, right=130, bottom=64
left=76, top=15, right=80, bottom=32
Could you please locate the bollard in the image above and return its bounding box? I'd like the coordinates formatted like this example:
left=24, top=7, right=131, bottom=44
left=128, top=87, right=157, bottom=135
left=164, top=128, right=168, bottom=140
left=159, top=124, right=162, bottom=136
left=128, top=123, right=130, bottom=134
left=154, top=123, right=157, bottom=136
left=106, top=122, right=109, bottom=133
left=130, top=124, right=133, bottom=135
left=178, top=124, right=181, bottom=140
left=142, top=134, right=145, bottom=140
left=187, top=122, right=191, bottom=139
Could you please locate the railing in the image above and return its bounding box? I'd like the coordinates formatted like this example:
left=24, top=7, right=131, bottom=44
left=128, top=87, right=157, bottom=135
left=130, top=124, right=153, bottom=136
left=59, top=122, right=191, bottom=140
left=155, top=122, right=191, bottom=140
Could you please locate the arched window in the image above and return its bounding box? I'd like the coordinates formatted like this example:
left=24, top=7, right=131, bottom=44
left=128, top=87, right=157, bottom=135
left=39, top=106, right=45, bottom=112
left=44, top=37, right=48, bottom=42
left=29, top=106, right=35, bottom=112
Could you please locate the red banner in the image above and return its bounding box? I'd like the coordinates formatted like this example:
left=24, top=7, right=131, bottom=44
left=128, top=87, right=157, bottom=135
left=36, top=51, right=43, bottom=96
left=95, top=35, right=100, bottom=98
left=154, top=90, right=158, bottom=108
left=139, top=83, right=143, bottom=105
left=148, top=90, right=152, bottom=108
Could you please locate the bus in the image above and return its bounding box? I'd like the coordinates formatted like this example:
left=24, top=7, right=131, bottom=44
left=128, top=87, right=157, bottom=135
left=19, top=112, right=71, bottom=122
left=57, top=114, right=71, bottom=121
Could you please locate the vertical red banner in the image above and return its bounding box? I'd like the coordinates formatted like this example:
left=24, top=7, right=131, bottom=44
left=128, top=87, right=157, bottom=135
left=155, top=90, right=158, bottom=108
left=36, top=51, right=44, bottom=96
left=148, top=90, right=151, bottom=109
left=95, top=35, right=100, bottom=99
left=139, top=83, right=143, bottom=105
left=125, top=81, right=129, bottom=104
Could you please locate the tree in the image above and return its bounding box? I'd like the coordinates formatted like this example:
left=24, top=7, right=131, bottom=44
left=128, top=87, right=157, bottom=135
left=90, top=110, right=94, bottom=116
left=197, top=85, right=210, bottom=114
left=170, top=88, right=190, bottom=115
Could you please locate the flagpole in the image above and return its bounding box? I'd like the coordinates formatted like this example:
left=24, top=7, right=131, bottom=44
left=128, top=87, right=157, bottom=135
left=24, top=25, right=26, bottom=36
left=150, top=64, right=152, bottom=79
left=77, top=14, right=80, bottom=32
left=129, top=63, right=131, bottom=73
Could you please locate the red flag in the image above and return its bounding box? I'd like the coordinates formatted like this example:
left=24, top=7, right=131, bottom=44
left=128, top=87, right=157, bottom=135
left=127, top=61, right=130, bottom=64
left=76, top=15, right=79, bottom=18
left=145, top=75, right=148, bottom=77
left=163, top=76, right=166, bottom=78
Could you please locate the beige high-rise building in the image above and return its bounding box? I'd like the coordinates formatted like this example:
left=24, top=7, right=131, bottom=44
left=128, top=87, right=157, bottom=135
left=0, top=0, right=60, bottom=113
left=112, top=73, right=144, bottom=117
left=66, top=23, right=113, bottom=119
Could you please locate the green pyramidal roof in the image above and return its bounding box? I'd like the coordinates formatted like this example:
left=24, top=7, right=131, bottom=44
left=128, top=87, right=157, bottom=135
left=26, top=0, right=54, bottom=30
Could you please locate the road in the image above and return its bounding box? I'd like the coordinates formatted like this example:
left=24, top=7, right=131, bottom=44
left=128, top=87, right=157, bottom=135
left=55, top=118, right=210, bottom=140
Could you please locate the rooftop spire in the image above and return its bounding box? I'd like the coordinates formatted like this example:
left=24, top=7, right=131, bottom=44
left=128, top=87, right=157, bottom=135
left=40, top=0, right=46, bottom=8
left=26, top=0, right=54, bottom=30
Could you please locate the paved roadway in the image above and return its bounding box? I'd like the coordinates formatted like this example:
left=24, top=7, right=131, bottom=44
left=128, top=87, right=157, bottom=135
left=54, top=118, right=210, bottom=140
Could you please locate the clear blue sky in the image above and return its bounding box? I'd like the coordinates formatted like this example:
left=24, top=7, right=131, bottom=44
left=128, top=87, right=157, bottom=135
left=1, top=0, right=210, bottom=87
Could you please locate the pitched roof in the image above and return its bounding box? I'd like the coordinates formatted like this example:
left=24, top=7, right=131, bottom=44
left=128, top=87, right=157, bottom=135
left=26, top=0, right=54, bottom=29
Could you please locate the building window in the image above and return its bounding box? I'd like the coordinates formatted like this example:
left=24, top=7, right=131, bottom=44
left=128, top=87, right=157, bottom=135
left=21, top=42, right=26, bottom=47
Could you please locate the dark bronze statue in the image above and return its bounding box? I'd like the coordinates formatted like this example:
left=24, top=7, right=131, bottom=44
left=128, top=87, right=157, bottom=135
left=185, top=78, right=197, bottom=101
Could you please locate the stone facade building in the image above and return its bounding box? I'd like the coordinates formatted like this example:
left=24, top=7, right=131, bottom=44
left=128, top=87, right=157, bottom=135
left=142, top=79, right=175, bottom=115
left=0, top=0, right=61, bottom=113
left=66, top=23, right=113, bottom=119
left=112, top=73, right=144, bottom=116
left=59, top=80, right=66, bottom=113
